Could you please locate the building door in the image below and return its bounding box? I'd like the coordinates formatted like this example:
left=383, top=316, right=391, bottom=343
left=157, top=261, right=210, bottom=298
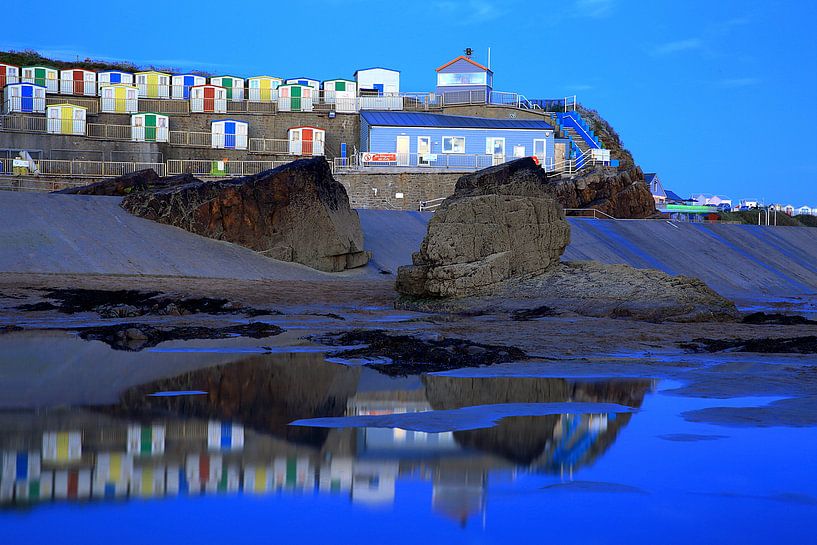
left=373, top=83, right=384, bottom=96
left=417, top=136, right=431, bottom=166
left=34, top=68, right=46, bottom=87
left=203, top=86, right=215, bottom=112
left=533, top=139, right=546, bottom=166
left=183, top=75, right=194, bottom=99
left=224, top=122, right=236, bottom=149
left=61, top=106, right=73, bottom=134
left=21, top=85, right=33, bottom=112
left=223, top=77, right=233, bottom=100
left=396, top=135, right=410, bottom=166
left=145, top=114, right=157, bottom=142
left=302, top=128, right=314, bottom=156
left=291, top=86, right=302, bottom=111
left=73, top=71, right=83, bottom=95
left=487, top=137, right=505, bottom=166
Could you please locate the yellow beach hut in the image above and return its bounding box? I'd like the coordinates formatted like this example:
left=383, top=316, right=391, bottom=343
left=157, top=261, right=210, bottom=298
left=135, top=71, right=171, bottom=99
left=247, top=76, right=282, bottom=102
left=21, top=66, right=59, bottom=93
left=59, top=69, right=96, bottom=96
left=46, top=103, right=87, bottom=135
left=100, top=84, right=139, bottom=113
left=210, top=76, right=245, bottom=101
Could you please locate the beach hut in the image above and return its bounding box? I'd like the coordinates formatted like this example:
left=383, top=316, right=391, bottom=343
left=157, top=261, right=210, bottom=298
left=354, top=67, right=400, bottom=95
left=131, top=113, right=169, bottom=142
left=59, top=69, right=96, bottom=96
left=0, top=63, right=20, bottom=87
left=284, top=77, right=320, bottom=92
left=3, top=83, right=46, bottom=113
left=46, top=104, right=87, bottom=135
left=323, top=79, right=357, bottom=112
left=288, top=126, right=325, bottom=156
left=211, top=120, right=248, bottom=150
left=247, top=76, right=281, bottom=102
left=797, top=205, right=814, bottom=216
left=97, top=70, right=134, bottom=94
left=209, top=76, right=245, bottom=101
left=100, top=84, right=139, bottom=113
left=277, top=84, right=313, bottom=112
left=190, top=84, right=227, bottom=113
left=135, top=71, right=171, bottom=99
left=171, top=74, right=206, bottom=100
left=21, top=66, right=59, bottom=93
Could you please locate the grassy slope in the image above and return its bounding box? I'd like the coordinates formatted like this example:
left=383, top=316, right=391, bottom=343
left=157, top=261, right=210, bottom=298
left=0, top=50, right=210, bottom=76
left=719, top=210, right=815, bottom=227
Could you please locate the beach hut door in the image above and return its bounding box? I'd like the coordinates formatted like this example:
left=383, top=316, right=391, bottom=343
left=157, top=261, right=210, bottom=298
left=183, top=76, right=194, bottom=99
left=302, top=129, right=314, bottom=156
left=204, top=87, right=215, bottom=111
left=145, top=114, right=157, bottom=142
left=34, top=68, right=46, bottom=87
left=223, top=77, right=233, bottom=100
left=110, top=72, right=121, bottom=84
left=224, top=122, right=236, bottom=149
left=61, top=106, right=74, bottom=134
left=291, top=86, right=302, bottom=111
left=21, top=85, right=33, bottom=112
left=72, top=71, right=84, bottom=94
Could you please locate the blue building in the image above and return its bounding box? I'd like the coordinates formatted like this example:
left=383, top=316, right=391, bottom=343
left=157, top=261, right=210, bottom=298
left=359, top=111, right=555, bottom=169
left=435, top=55, right=493, bottom=100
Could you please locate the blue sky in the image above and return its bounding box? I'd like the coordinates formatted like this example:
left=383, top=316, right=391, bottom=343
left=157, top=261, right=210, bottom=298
left=2, top=0, right=816, bottom=204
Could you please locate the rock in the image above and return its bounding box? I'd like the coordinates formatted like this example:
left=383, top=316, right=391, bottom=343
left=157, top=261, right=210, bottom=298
left=121, top=158, right=369, bottom=272
left=682, top=336, right=817, bottom=354
left=56, top=169, right=200, bottom=196
left=547, top=165, right=657, bottom=219
left=396, top=158, right=571, bottom=298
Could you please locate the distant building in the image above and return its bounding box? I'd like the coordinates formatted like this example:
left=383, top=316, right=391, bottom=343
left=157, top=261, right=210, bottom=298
left=435, top=55, right=493, bottom=101
left=645, top=173, right=666, bottom=205
left=59, top=69, right=96, bottom=96
left=784, top=204, right=795, bottom=216
left=171, top=74, right=206, bottom=100
left=209, top=76, right=245, bottom=101
left=797, top=205, right=814, bottom=216
left=135, top=71, right=171, bottom=99
left=354, top=67, right=400, bottom=96
left=284, top=77, right=321, bottom=92
left=664, top=190, right=691, bottom=204
left=739, top=199, right=760, bottom=209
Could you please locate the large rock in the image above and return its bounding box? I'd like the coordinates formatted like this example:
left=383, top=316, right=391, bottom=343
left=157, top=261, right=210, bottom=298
left=396, top=158, right=570, bottom=298
left=121, top=158, right=369, bottom=272
left=548, top=165, right=657, bottom=219
left=56, top=169, right=200, bottom=196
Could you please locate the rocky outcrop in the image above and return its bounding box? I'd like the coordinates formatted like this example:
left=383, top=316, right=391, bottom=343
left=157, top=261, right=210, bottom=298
left=396, top=158, right=571, bottom=297
left=548, top=165, right=657, bottom=219
left=396, top=159, right=738, bottom=322
left=121, top=158, right=369, bottom=272
left=56, top=169, right=200, bottom=196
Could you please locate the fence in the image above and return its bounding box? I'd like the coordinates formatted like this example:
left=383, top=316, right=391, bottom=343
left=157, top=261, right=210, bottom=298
left=0, top=158, right=166, bottom=177
left=46, top=95, right=99, bottom=115
left=341, top=152, right=554, bottom=172
left=248, top=138, right=291, bottom=155
left=0, top=114, right=47, bottom=132
left=138, top=98, right=190, bottom=115
left=166, top=159, right=289, bottom=177
left=169, top=130, right=212, bottom=148
left=86, top=123, right=133, bottom=141
left=3, top=97, right=47, bottom=114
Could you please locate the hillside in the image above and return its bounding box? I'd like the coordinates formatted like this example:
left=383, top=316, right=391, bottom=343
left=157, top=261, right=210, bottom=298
left=719, top=210, right=817, bottom=227
left=0, top=50, right=210, bottom=77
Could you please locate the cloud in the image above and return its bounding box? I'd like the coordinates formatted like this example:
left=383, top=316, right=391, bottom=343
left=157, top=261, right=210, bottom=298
left=651, top=38, right=704, bottom=56
left=434, top=0, right=504, bottom=24
left=716, top=77, right=761, bottom=88
left=573, top=0, right=615, bottom=18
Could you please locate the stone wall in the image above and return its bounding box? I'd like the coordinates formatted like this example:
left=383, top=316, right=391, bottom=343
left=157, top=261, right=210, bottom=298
left=0, top=131, right=160, bottom=162
left=336, top=171, right=462, bottom=210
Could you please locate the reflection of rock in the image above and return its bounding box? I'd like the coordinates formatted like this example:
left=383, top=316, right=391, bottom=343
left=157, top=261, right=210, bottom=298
left=78, top=321, right=282, bottom=351
left=121, top=158, right=369, bottom=272
left=423, top=375, right=650, bottom=468
left=109, top=354, right=360, bottom=446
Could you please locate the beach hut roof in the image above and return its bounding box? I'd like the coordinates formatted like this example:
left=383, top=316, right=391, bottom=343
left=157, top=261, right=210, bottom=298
left=47, top=103, right=87, bottom=109
left=287, top=76, right=320, bottom=81
left=135, top=70, right=171, bottom=75
left=24, top=65, right=56, bottom=70
left=191, top=83, right=225, bottom=88
left=6, top=82, right=46, bottom=89
left=353, top=67, right=401, bottom=75
left=324, top=78, right=356, bottom=83
left=289, top=126, right=324, bottom=131
left=250, top=75, right=281, bottom=80
left=133, top=112, right=167, bottom=117
left=212, top=119, right=248, bottom=124
left=99, top=70, right=132, bottom=74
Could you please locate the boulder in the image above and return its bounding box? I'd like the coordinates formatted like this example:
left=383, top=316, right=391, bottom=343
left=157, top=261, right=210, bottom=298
left=396, top=158, right=570, bottom=298
left=56, top=169, right=202, bottom=196
left=121, top=158, right=369, bottom=272
left=548, top=165, right=657, bottom=219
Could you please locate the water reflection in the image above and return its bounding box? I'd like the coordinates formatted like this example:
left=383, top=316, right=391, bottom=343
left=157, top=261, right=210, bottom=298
left=0, top=353, right=650, bottom=523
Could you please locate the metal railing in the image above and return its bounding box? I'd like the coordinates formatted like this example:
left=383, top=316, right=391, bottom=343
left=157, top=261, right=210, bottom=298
left=100, top=97, right=138, bottom=113
left=3, top=97, right=47, bottom=114
left=339, top=152, right=555, bottom=172
left=563, top=208, right=617, bottom=220
left=46, top=95, right=99, bottom=115
left=58, top=80, right=97, bottom=97
left=46, top=119, right=87, bottom=135
left=138, top=98, right=189, bottom=115
left=226, top=100, right=277, bottom=114
left=87, top=123, right=134, bottom=141
left=0, top=114, right=47, bottom=132
left=166, top=159, right=290, bottom=177
left=419, top=197, right=446, bottom=211
left=0, top=158, right=166, bottom=177
left=169, top=130, right=212, bottom=147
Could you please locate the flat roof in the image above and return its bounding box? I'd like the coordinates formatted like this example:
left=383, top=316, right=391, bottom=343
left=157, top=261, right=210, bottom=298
left=361, top=111, right=553, bottom=130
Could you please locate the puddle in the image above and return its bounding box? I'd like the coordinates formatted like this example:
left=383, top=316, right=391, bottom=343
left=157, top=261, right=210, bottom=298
left=0, top=333, right=815, bottom=544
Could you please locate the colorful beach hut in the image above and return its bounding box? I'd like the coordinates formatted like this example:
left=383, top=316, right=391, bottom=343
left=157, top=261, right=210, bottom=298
left=59, top=69, right=96, bottom=96
left=323, top=79, right=357, bottom=112
left=210, top=76, right=245, bottom=101
left=131, top=113, right=169, bottom=142
left=100, top=84, right=139, bottom=113
left=135, top=71, right=171, bottom=99
left=21, top=66, right=59, bottom=93
left=0, top=63, right=20, bottom=87
left=171, top=74, right=206, bottom=100
left=97, top=70, right=134, bottom=94
left=46, top=104, right=87, bottom=135
left=284, top=77, right=320, bottom=92
left=3, top=83, right=46, bottom=113
left=277, top=84, right=313, bottom=112
left=288, top=126, right=325, bottom=156
left=247, top=76, right=282, bottom=102
left=211, top=120, right=248, bottom=150
left=190, top=85, right=227, bottom=113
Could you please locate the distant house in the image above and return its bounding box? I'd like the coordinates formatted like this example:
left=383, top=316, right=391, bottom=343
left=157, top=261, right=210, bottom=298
left=784, top=204, right=795, bottom=216
left=796, top=205, right=813, bottom=216
left=435, top=55, right=493, bottom=101
left=645, top=173, right=666, bottom=205
left=739, top=199, right=760, bottom=209
left=664, top=190, right=690, bottom=204
left=691, top=193, right=731, bottom=207
left=171, top=74, right=206, bottom=100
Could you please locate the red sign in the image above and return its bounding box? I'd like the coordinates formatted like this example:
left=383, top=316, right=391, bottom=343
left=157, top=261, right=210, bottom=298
left=362, top=152, right=397, bottom=162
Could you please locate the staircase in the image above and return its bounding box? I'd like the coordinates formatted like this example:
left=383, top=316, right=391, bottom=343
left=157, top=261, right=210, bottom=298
left=563, top=126, right=591, bottom=154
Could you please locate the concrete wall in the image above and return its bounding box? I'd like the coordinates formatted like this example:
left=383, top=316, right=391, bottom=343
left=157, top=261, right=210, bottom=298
left=0, top=131, right=160, bottom=162
left=338, top=171, right=461, bottom=210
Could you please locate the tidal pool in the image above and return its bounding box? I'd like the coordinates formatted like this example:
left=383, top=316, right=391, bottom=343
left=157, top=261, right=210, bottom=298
left=0, top=332, right=815, bottom=544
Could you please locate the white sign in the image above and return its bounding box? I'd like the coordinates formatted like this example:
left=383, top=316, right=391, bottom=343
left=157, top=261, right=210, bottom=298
left=13, top=159, right=28, bottom=168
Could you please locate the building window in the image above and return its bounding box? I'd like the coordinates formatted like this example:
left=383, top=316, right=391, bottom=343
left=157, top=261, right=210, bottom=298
left=442, top=136, right=466, bottom=154
left=437, top=73, right=487, bottom=86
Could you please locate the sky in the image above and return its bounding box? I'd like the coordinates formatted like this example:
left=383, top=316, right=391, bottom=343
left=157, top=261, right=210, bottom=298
left=2, top=0, right=816, bottom=204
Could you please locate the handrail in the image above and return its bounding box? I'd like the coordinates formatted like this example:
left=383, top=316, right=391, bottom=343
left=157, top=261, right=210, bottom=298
left=559, top=112, right=600, bottom=150
left=563, top=208, right=617, bottom=220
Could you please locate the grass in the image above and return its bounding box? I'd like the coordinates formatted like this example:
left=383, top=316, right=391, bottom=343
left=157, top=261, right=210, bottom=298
left=718, top=210, right=816, bottom=227
left=0, top=50, right=211, bottom=77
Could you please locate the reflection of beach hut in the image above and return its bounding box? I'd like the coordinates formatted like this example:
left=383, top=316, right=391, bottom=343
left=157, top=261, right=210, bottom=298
left=247, top=76, right=281, bottom=102
left=97, top=70, right=134, bottom=94
left=211, top=119, right=248, bottom=150
left=59, top=69, right=96, bottom=96
left=46, top=104, right=87, bottom=135
left=21, top=66, right=59, bottom=93
left=171, top=74, right=206, bottom=99
left=210, top=76, right=245, bottom=101
left=100, top=84, right=139, bottom=113
left=190, top=84, right=227, bottom=113
left=323, top=79, right=357, bottom=112
left=0, top=63, right=20, bottom=87
left=284, top=77, right=320, bottom=92
left=3, top=83, right=47, bottom=113
left=288, top=126, right=325, bottom=156
left=131, top=112, right=169, bottom=142
left=135, top=71, right=171, bottom=98
left=127, top=424, right=166, bottom=456
left=278, top=84, right=313, bottom=112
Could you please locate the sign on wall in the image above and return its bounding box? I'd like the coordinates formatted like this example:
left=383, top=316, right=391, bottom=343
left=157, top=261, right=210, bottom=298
left=362, top=153, right=398, bottom=162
